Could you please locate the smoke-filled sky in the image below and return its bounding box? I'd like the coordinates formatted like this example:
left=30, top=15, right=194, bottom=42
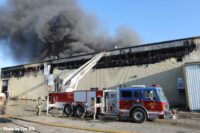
left=0, top=0, right=200, bottom=68
left=0, top=0, right=141, bottom=68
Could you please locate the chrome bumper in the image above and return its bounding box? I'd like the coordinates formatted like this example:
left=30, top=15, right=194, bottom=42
left=162, top=110, right=173, bottom=119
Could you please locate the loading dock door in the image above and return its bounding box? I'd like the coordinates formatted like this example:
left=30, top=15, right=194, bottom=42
left=184, top=65, right=200, bottom=111
left=2, top=80, right=9, bottom=98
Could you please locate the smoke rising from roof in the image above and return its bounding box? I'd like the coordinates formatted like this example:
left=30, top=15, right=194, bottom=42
left=0, top=0, right=141, bottom=63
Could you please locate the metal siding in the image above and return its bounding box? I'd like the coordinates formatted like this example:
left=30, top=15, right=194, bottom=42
left=77, top=59, right=188, bottom=106
left=185, top=65, right=200, bottom=110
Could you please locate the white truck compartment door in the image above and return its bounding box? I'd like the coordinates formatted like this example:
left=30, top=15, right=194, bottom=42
left=74, top=91, right=86, bottom=102
left=105, top=90, right=118, bottom=115
left=87, top=91, right=96, bottom=111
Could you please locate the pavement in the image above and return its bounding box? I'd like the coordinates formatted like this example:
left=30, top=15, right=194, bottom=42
left=0, top=100, right=200, bottom=133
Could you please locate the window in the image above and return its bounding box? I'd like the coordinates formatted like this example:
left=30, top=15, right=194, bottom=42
left=157, top=89, right=167, bottom=101
left=152, top=91, right=158, bottom=100
left=144, top=90, right=158, bottom=100
left=121, top=91, right=132, bottom=98
left=177, top=78, right=185, bottom=94
left=144, top=90, right=153, bottom=99
left=134, top=91, right=141, bottom=98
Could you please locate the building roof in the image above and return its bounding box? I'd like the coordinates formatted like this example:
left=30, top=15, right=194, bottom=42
left=1, top=36, right=200, bottom=78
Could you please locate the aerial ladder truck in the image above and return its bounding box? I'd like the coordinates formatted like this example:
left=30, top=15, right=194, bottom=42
left=47, top=52, right=106, bottom=116
left=47, top=52, right=171, bottom=123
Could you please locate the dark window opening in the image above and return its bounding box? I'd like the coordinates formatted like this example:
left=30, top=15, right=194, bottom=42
left=134, top=91, right=142, bottom=98
left=0, top=39, right=197, bottom=78
left=121, top=91, right=132, bottom=98
left=2, top=80, right=9, bottom=98
left=178, top=89, right=185, bottom=94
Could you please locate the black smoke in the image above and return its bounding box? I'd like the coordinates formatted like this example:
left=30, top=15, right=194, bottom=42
left=0, top=0, right=141, bottom=62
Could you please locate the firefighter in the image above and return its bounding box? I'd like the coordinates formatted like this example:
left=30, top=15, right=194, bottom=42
left=36, top=97, right=43, bottom=116
left=54, top=76, right=63, bottom=92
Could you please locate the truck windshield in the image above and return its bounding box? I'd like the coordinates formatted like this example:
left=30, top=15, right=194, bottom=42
left=156, top=88, right=167, bottom=101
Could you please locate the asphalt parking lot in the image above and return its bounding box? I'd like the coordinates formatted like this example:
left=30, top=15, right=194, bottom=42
left=1, top=100, right=200, bottom=133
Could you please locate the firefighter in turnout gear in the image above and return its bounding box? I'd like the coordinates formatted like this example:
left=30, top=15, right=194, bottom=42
left=54, top=76, right=63, bottom=92
left=36, top=97, right=43, bottom=115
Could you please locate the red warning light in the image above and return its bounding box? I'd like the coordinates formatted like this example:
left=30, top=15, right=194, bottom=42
left=152, top=84, right=161, bottom=87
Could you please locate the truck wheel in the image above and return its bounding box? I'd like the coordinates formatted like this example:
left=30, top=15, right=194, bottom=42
left=131, top=108, right=147, bottom=123
left=75, top=105, right=85, bottom=118
left=63, top=104, right=73, bottom=116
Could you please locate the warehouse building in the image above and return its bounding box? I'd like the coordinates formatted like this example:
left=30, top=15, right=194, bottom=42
left=1, top=36, right=200, bottom=106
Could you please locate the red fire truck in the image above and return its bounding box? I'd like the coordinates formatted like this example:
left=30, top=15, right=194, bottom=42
left=47, top=52, right=171, bottom=123
left=48, top=85, right=170, bottom=123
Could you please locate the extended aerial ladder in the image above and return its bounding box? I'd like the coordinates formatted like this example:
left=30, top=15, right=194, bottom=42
left=61, top=52, right=106, bottom=92
left=46, top=52, right=106, bottom=114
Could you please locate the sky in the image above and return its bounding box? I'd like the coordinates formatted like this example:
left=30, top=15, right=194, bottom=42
left=0, top=0, right=200, bottom=67
left=79, top=0, right=200, bottom=43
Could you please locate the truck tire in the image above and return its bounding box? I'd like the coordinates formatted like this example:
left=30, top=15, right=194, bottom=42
left=63, top=104, right=73, bottom=116
left=75, top=105, right=85, bottom=118
left=131, top=108, right=147, bottom=123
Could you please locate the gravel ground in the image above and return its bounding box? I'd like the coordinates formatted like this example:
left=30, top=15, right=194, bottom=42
left=0, top=100, right=200, bottom=133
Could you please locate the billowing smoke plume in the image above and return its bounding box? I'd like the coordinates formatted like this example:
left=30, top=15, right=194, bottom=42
left=0, top=0, right=141, bottom=62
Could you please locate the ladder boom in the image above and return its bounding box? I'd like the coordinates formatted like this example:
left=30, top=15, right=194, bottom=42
left=62, top=52, right=106, bottom=92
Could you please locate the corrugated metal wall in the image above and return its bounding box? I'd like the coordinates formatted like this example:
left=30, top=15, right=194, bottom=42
left=3, top=50, right=200, bottom=106
left=75, top=60, right=185, bottom=106
left=184, top=64, right=200, bottom=110
left=5, top=59, right=186, bottom=105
